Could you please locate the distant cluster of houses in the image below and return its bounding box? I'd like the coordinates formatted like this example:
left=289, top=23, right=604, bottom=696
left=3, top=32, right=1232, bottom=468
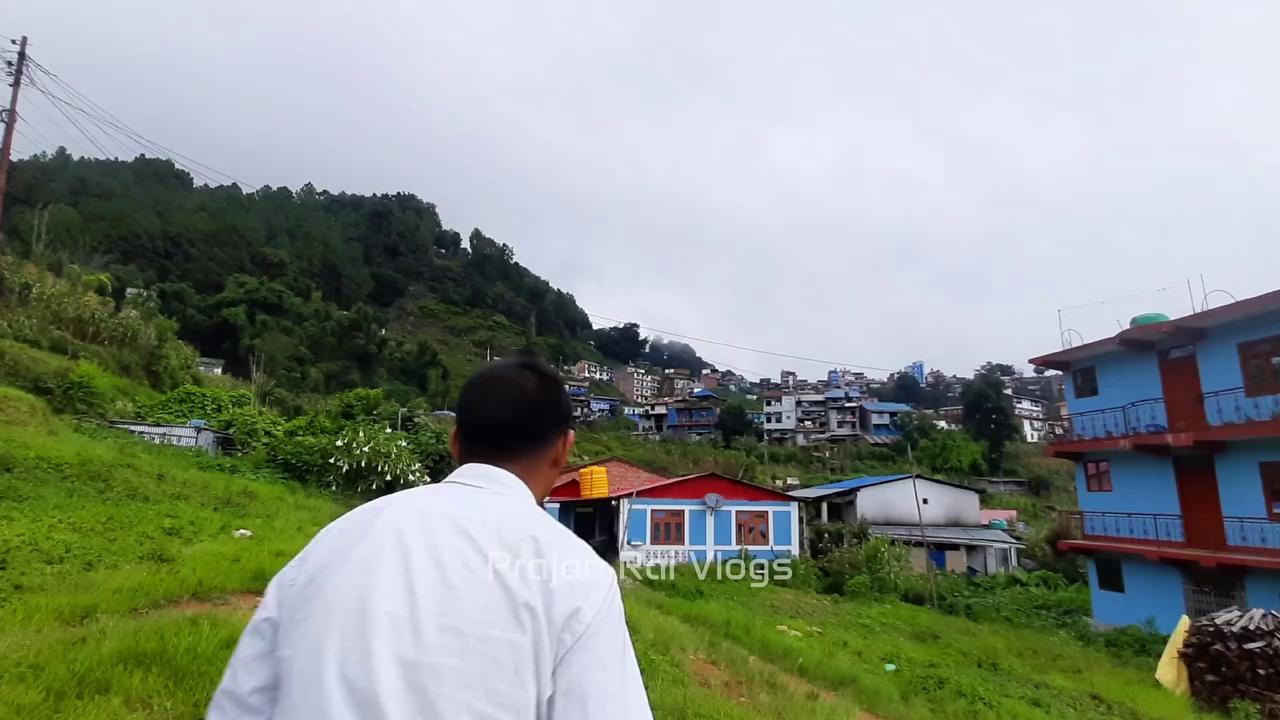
left=563, top=360, right=1057, bottom=447
left=546, top=456, right=1024, bottom=576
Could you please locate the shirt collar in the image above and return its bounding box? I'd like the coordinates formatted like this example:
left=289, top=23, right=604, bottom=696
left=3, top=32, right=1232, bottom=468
left=440, top=463, right=537, bottom=504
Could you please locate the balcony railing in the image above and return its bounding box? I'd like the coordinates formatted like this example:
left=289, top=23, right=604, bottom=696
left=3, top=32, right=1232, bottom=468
left=672, top=416, right=716, bottom=426
left=1051, top=398, right=1168, bottom=442
left=1203, top=387, right=1280, bottom=427
left=1059, top=510, right=1280, bottom=554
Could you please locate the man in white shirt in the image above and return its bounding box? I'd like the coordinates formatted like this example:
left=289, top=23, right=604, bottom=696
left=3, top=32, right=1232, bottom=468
left=208, top=359, right=653, bottom=719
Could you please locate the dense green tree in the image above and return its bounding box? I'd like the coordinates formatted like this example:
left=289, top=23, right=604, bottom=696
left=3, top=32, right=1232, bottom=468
left=715, top=402, right=756, bottom=447
left=591, top=323, right=648, bottom=363
left=642, top=337, right=711, bottom=373
left=978, top=362, right=1020, bottom=379
left=960, top=373, right=1021, bottom=473
left=876, top=373, right=924, bottom=406
left=1, top=153, right=595, bottom=403
left=916, top=431, right=988, bottom=477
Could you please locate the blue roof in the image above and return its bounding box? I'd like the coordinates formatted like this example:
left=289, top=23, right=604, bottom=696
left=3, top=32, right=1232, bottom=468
left=807, top=474, right=913, bottom=491
left=689, top=388, right=721, bottom=399
left=789, top=472, right=972, bottom=499
left=862, top=401, right=912, bottom=412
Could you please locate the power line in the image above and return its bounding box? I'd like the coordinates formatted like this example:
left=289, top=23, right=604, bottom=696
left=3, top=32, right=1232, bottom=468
left=24, top=67, right=223, bottom=184
left=22, top=70, right=112, bottom=158
left=14, top=111, right=58, bottom=150
left=16, top=92, right=82, bottom=154
left=586, top=312, right=896, bottom=373
left=11, top=125, right=40, bottom=153
left=25, top=56, right=256, bottom=188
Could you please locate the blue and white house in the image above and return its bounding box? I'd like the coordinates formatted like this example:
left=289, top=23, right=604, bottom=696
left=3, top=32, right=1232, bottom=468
left=1032, top=289, right=1280, bottom=631
left=859, top=401, right=911, bottom=441
left=546, top=458, right=801, bottom=565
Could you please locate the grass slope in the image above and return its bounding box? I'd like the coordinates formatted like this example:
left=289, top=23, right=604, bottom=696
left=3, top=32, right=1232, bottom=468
left=630, top=576, right=1206, bottom=720
left=0, top=391, right=1207, bottom=719
left=0, top=387, right=346, bottom=719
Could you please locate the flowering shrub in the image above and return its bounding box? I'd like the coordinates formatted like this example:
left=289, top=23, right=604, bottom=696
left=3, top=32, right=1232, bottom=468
left=325, top=424, right=429, bottom=494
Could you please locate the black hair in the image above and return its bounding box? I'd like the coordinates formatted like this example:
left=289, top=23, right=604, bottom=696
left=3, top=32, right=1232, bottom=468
left=454, top=359, right=573, bottom=464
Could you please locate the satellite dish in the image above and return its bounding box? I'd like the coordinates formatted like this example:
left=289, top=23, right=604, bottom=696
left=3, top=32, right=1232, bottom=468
left=703, top=493, right=726, bottom=509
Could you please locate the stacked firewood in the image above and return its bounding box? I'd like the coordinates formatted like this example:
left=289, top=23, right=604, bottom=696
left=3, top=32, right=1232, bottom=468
left=1181, top=607, right=1280, bottom=716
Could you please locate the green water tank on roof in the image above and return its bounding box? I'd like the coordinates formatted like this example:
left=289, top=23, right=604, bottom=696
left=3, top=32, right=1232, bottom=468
left=1129, top=313, right=1170, bottom=328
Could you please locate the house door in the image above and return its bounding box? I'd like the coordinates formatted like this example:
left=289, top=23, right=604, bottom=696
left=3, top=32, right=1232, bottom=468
left=928, top=548, right=947, bottom=570
left=1158, top=346, right=1206, bottom=432
left=1174, top=455, right=1226, bottom=551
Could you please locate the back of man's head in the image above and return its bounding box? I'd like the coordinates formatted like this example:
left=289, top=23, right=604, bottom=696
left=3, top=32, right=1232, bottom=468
left=454, top=359, right=573, bottom=468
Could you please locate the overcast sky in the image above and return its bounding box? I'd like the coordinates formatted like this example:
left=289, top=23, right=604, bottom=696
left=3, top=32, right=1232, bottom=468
left=10, top=2, right=1280, bottom=380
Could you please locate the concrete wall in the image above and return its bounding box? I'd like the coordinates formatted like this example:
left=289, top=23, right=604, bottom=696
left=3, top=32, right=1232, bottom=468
left=1075, top=452, right=1183, bottom=540
left=1075, top=452, right=1180, bottom=514
left=1064, top=348, right=1163, bottom=413
left=623, top=498, right=799, bottom=561
left=1195, top=313, right=1280, bottom=425
left=1215, top=439, right=1280, bottom=516
left=1196, top=311, right=1280, bottom=394
left=1215, top=439, right=1280, bottom=549
left=1246, top=571, right=1280, bottom=610
left=1087, top=556, right=1186, bottom=633
left=856, top=478, right=979, bottom=526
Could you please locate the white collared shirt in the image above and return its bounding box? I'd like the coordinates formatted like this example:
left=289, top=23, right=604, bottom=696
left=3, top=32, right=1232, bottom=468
left=208, top=463, right=652, bottom=720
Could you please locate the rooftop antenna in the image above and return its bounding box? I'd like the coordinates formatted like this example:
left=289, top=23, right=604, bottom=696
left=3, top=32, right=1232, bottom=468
left=1199, top=274, right=1239, bottom=311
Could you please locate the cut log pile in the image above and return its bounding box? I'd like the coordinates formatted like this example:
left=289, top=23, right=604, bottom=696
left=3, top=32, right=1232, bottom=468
left=1181, top=607, right=1280, bottom=716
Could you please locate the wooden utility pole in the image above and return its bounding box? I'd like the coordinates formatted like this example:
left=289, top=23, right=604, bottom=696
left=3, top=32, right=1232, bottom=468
left=0, top=35, right=29, bottom=233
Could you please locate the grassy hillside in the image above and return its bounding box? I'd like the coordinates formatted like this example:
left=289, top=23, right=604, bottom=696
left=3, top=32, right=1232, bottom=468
left=0, top=387, right=1207, bottom=719
left=0, top=387, right=347, bottom=719
left=629, top=576, right=1203, bottom=720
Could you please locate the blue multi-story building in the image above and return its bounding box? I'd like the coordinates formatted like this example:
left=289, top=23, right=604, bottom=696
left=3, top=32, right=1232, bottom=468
left=1031, top=291, right=1280, bottom=631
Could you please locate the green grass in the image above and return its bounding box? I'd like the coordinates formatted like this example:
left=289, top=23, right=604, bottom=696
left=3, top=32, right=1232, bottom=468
left=630, top=575, right=1208, bottom=720
left=0, top=389, right=1210, bottom=719
left=0, top=339, right=159, bottom=412
left=0, top=387, right=347, bottom=719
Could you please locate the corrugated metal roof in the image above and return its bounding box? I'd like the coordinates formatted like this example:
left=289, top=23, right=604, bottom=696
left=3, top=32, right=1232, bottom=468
left=789, top=473, right=978, bottom=499
left=869, top=525, right=1023, bottom=547
left=789, top=474, right=914, bottom=498
left=863, top=434, right=900, bottom=445
left=862, top=401, right=912, bottom=412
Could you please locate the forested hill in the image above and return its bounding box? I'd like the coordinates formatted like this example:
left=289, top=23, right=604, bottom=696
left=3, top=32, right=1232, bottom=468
left=2, top=151, right=598, bottom=406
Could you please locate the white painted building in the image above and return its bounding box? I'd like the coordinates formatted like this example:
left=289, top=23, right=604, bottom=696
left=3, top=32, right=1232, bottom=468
left=1005, top=390, right=1047, bottom=443
left=573, top=360, right=614, bottom=383
left=763, top=394, right=797, bottom=442
left=791, top=474, right=1021, bottom=575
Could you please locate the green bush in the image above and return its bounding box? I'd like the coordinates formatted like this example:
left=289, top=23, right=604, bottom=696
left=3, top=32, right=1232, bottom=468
left=807, top=521, right=871, bottom=560
left=0, top=341, right=152, bottom=416
left=217, top=406, right=285, bottom=451
left=265, top=414, right=340, bottom=485
left=139, top=385, right=252, bottom=424
left=1084, top=620, right=1167, bottom=661
left=0, top=256, right=197, bottom=391
left=407, top=421, right=454, bottom=481
left=816, top=537, right=918, bottom=597
left=44, top=361, right=111, bottom=416
left=323, top=423, right=429, bottom=494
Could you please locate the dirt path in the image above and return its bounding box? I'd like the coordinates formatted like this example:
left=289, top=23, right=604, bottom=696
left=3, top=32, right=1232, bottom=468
left=685, top=652, right=884, bottom=720
left=165, top=592, right=261, bottom=614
